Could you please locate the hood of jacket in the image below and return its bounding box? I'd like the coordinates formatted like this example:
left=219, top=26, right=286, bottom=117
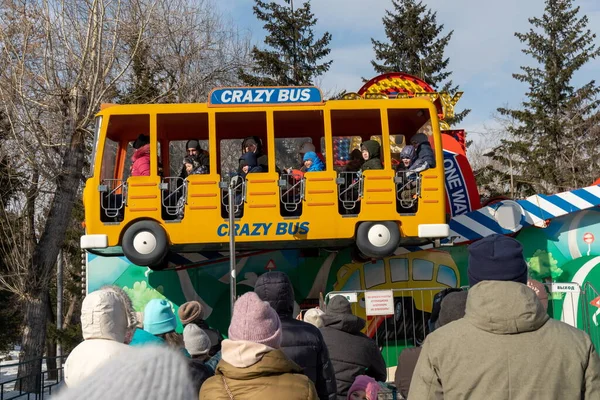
left=81, top=290, right=128, bottom=342
left=361, top=140, right=381, bottom=160
left=254, top=271, right=295, bottom=318
left=132, top=143, right=150, bottom=161
left=465, top=281, right=549, bottom=334
left=321, top=296, right=366, bottom=334
left=217, top=348, right=302, bottom=380
left=220, top=339, right=274, bottom=368
left=303, top=151, right=325, bottom=172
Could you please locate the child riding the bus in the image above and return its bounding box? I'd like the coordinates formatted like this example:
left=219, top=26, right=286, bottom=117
left=302, top=151, right=325, bottom=172
left=360, top=140, right=383, bottom=171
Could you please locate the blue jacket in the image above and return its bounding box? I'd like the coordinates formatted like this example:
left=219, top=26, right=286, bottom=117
left=409, top=133, right=435, bottom=173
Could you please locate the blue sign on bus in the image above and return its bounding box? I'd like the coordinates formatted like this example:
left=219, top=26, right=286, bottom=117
left=209, top=87, right=322, bottom=106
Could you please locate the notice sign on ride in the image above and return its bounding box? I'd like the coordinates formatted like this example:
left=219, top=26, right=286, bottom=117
left=209, top=87, right=323, bottom=106
left=365, top=290, right=394, bottom=316
left=549, top=283, right=579, bottom=293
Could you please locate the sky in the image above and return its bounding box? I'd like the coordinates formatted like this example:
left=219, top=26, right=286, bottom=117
left=218, top=0, right=600, bottom=144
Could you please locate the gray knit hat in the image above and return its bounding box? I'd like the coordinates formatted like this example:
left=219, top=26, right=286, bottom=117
left=183, top=324, right=211, bottom=356
left=55, top=345, right=196, bottom=400
left=437, top=291, right=468, bottom=328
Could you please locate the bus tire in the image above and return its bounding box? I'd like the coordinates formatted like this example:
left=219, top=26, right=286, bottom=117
left=122, top=220, right=168, bottom=267
left=356, top=221, right=400, bottom=258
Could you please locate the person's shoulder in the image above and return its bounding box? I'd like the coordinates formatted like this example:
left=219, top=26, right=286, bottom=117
left=544, top=318, right=593, bottom=344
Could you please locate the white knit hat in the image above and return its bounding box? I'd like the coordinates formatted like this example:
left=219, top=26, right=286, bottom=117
left=303, top=308, right=325, bottom=328
left=183, top=324, right=211, bottom=356
left=55, top=346, right=196, bottom=400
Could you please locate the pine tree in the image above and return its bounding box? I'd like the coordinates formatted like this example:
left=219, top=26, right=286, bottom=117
left=497, top=0, right=600, bottom=194
left=239, top=0, right=332, bottom=86
left=371, top=0, right=469, bottom=124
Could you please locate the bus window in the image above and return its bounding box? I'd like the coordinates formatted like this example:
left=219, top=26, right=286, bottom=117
left=364, top=259, right=386, bottom=289
left=412, top=258, right=434, bottom=281
left=331, top=109, right=381, bottom=171
left=90, top=116, right=102, bottom=175
left=437, top=265, right=458, bottom=287
left=341, top=270, right=362, bottom=291
left=273, top=110, right=325, bottom=171
left=216, top=111, right=268, bottom=175
left=100, top=137, right=119, bottom=182
left=390, top=258, right=409, bottom=282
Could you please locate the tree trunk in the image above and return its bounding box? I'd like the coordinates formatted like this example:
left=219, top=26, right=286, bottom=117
left=17, top=98, right=86, bottom=392
left=17, top=292, right=49, bottom=393
left=46, top=291, right=57, bottom=381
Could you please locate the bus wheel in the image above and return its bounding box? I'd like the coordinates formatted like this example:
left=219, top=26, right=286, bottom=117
left=356, top=221, right=400, bottom=258
left=122, top=220, right=168, bottom=267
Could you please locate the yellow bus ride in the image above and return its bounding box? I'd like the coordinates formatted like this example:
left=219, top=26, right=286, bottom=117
left=80, top=86, right=449, bottom=269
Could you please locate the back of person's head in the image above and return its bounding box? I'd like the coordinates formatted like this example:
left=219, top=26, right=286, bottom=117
left=55, top=346, right=196, bottom=400
left=326, top=295, right=353, bottom=315
left=348, top=375, right=379, bottom=400
left=143, top=299, right=177, bottom=336
left=303, top=308, right=325, bottom=328
left=228, top=292, right=282, bottom=349
left=254, top=271, right=295, bottom=317
left=81, top=289, right=128, bottom=343
left=410, top=132, right=429, bottom=146
left=350, top=148, right=364, bottom=161
left=100, top=285, right=138, bottom=342
left=178, top=300, right=203, bottom=325
left=133, top=134, right=150, bottom=149
left=468, top=234, right=528, bottom=287
left=436, top=291, right=468, bottom=328
left=183, top=324, right=211, bottom=358
left=299, top=141, right=316, bottom=155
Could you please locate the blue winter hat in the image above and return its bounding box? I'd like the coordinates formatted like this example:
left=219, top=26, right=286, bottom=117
left=303, top=151, right=318, bottom=162
left=467, top=234, right=528, bottom=287
left=143, top=299, right=177, bottom=335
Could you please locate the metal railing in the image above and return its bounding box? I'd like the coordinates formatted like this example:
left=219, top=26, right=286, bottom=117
left=160, top=176, right=185, bottom=218
left=0, top=355, right=67, bottom=400
left=220, top=176, right=246, bottom=217
left=99, top=179, right=126, bottom=221
left=337, top=171, right=362, bottom=212
left=395, top=171, right=421, bottom=211
left=278, top=173, right=304, bottom=213
left=325, top=281, right=599, bottom=383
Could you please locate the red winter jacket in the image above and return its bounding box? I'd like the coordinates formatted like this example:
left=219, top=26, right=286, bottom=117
left=131, top=144, right=151, bottom=176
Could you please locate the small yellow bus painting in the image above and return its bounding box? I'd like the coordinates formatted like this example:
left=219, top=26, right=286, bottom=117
left=332, top=250, right=460, bottom=341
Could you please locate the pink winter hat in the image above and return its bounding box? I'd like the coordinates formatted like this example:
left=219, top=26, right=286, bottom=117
left=348, top=375, right=379, bottom=400
left=228, top=292, right=282, bottom=349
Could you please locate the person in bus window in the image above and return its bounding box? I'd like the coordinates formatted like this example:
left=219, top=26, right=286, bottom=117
left=242, top=136, right=268, bottom=172
left=299, top=141, right=326, bottom=168
left=131, top=134, right=151, bottom=176
left=345, top=149, right=365, bottom=172
left=359, top=140, right=383, bottom=171
left=302, top=151, right=325, bottom=172
left=238, top=151, right=264, bottom=179
left=180, top=139, right=209, bottom=178
left=177, top=156, right=209, bottom=219
left=408, top=133, right=435, bottom=174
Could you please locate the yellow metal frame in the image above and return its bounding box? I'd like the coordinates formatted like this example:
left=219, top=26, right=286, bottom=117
left=83, top=98, right=446, bottom=250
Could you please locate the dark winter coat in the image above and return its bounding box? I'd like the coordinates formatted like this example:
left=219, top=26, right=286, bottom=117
left=254, top=272, right=337, bottom=400
left=188, top=358, right=214, bottom=394
left=345, top=149, right=364, bottom=172
left=319, top=296, right=387, bottom=400
left=409, top=133, right=435, bottom=173
left=360, top=140, right=383, bottom=171
left=394, top=346, right=422, bottom=398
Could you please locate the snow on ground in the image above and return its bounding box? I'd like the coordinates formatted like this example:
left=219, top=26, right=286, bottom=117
left=1, top=346, right=64, bottom=399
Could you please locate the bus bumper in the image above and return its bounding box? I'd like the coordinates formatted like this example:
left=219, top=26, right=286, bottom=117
left=418, top=224, right=449, bottom=238
left=81, top=234, right=109, bottom=249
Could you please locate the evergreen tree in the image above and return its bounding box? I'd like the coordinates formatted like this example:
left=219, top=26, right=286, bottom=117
left=240, top=0, right=332, bottom=86
left=371, top=0, right=469, bottom=124
left=497, top=0, right=600, bottom=194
